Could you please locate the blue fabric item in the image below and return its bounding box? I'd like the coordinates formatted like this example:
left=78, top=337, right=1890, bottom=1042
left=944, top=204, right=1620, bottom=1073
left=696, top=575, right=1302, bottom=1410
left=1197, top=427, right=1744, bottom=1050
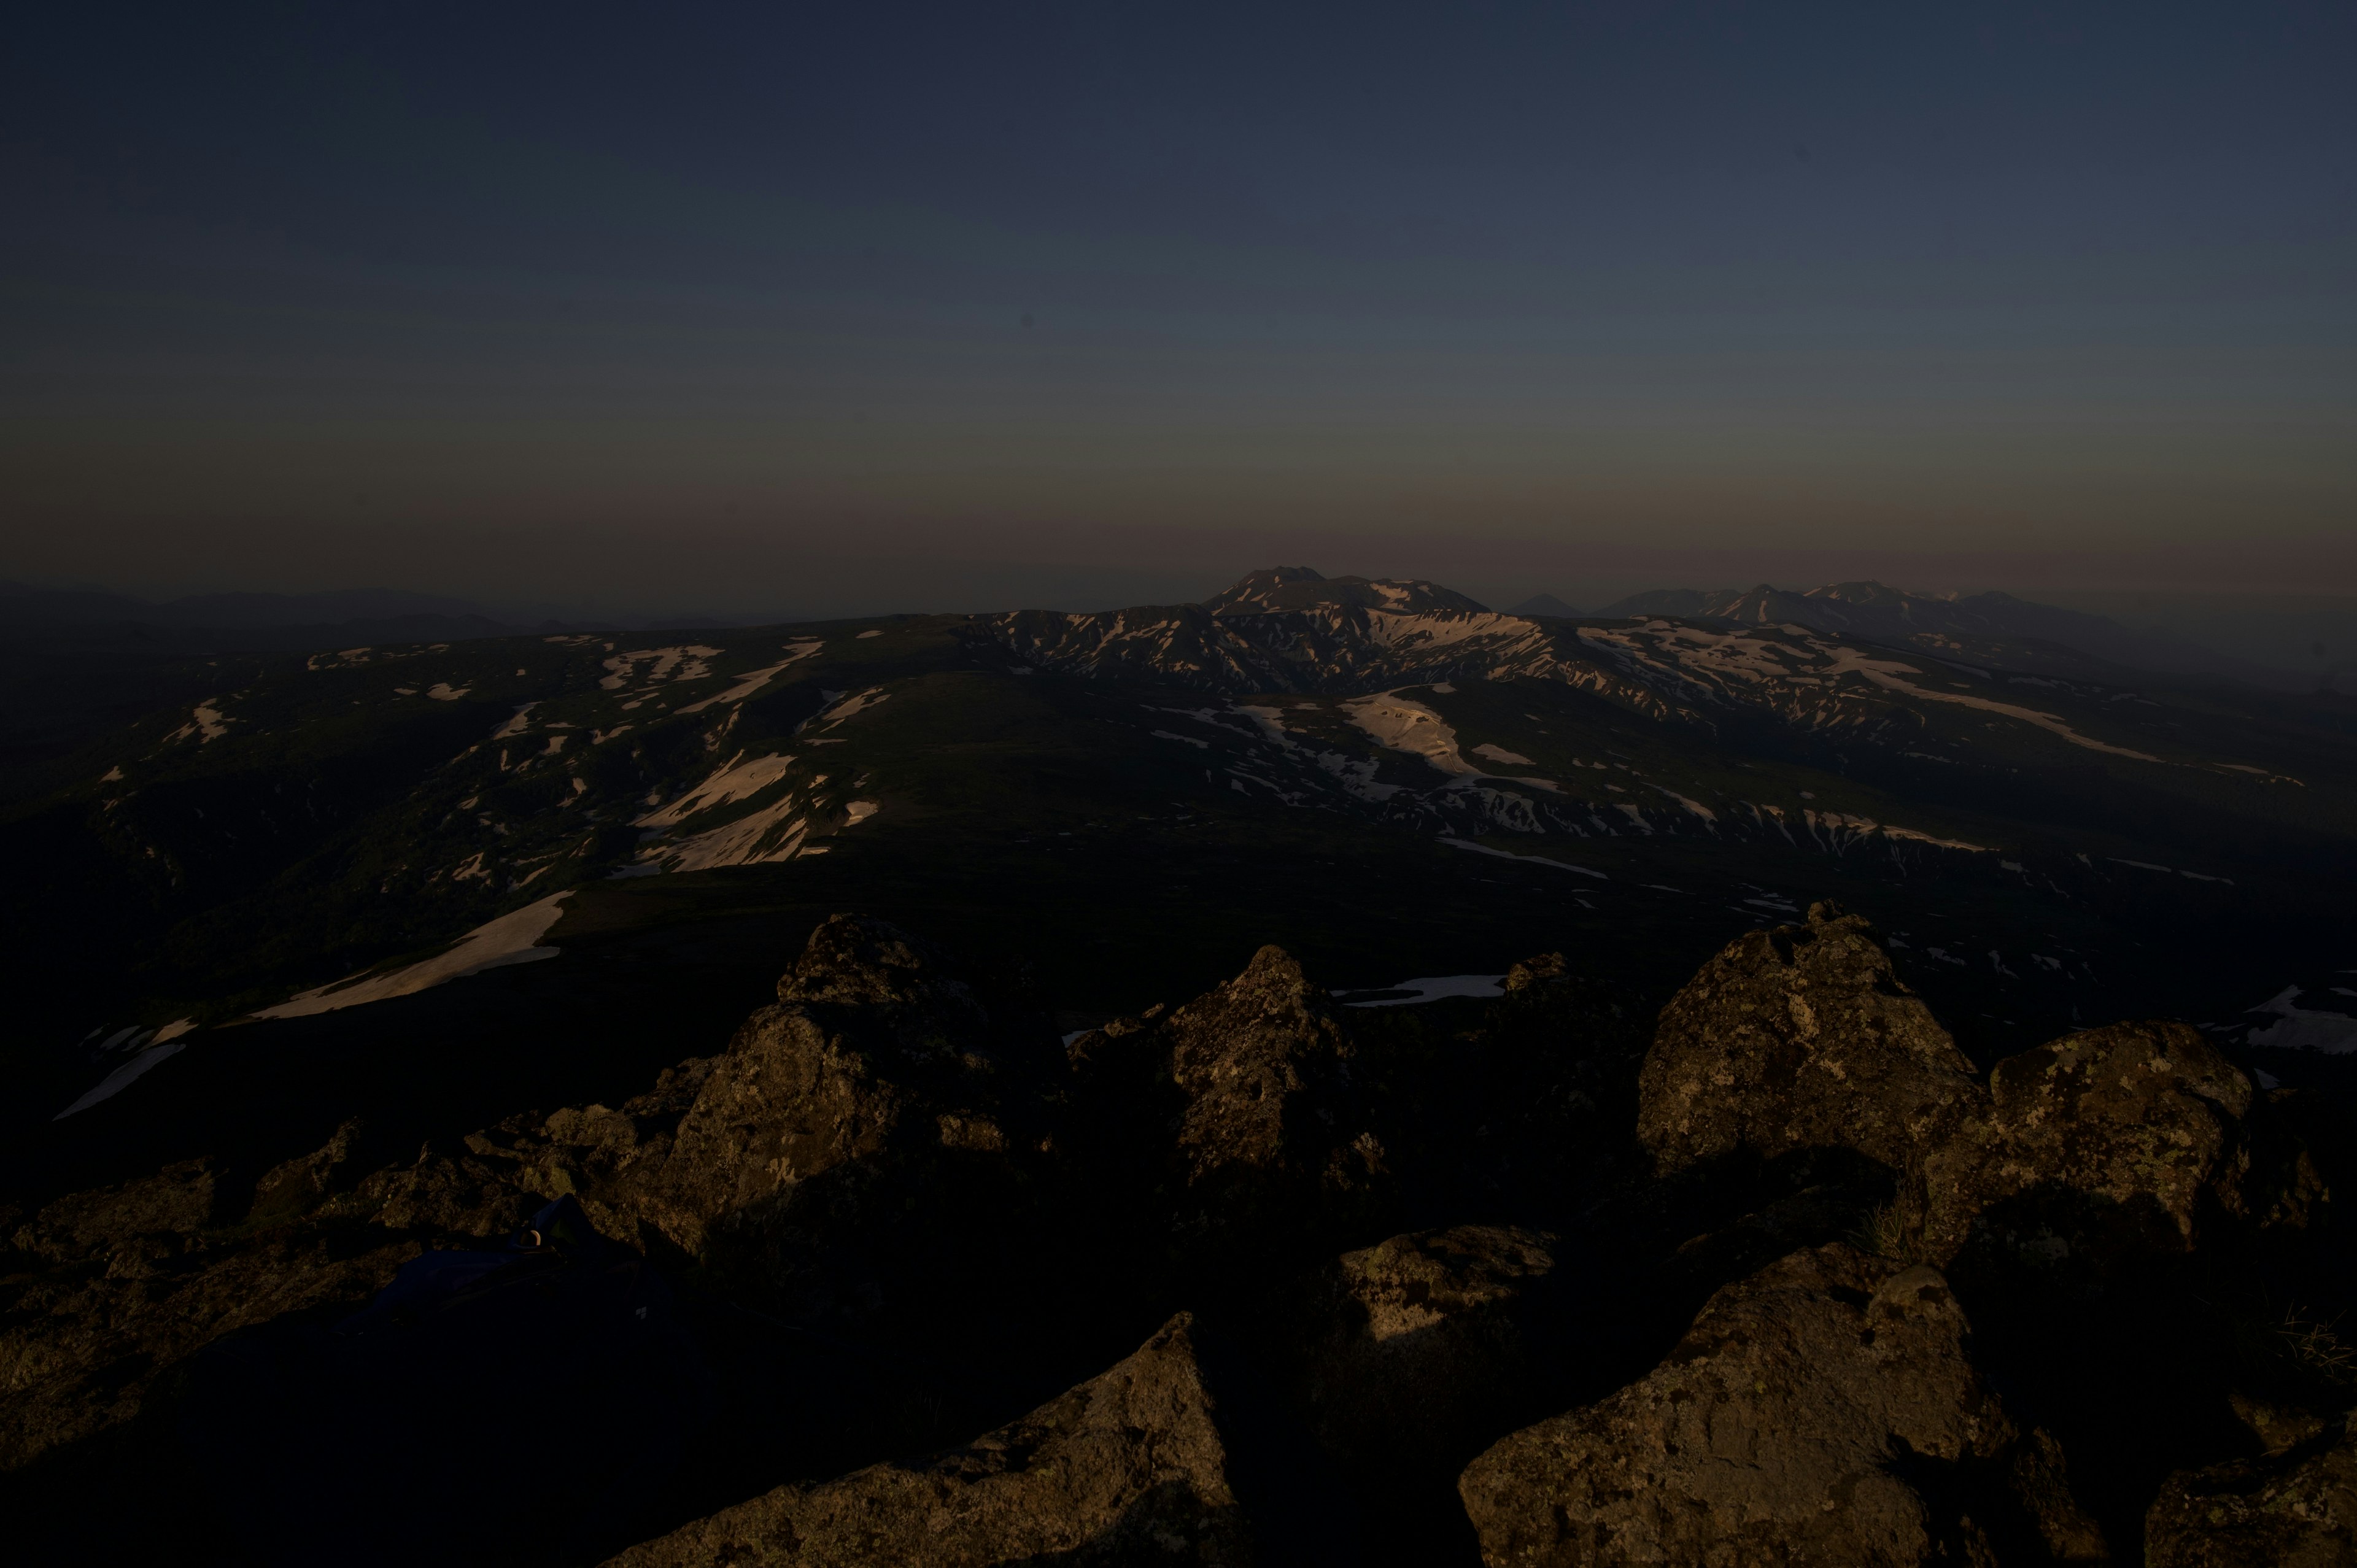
left=335, top=1192, right=613, bottom=1332
left=184, top=1191, right=714, bottom=1567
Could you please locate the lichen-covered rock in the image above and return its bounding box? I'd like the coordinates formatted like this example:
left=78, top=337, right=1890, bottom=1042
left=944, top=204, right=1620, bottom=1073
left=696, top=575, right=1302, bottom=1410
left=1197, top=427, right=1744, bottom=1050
left=643, top=915, right=1008, bottom=1253
left=1908, top=1021, right=2318, bottom=1281
left=1298, top=1225, right=1560, bottom=1477
left=1160, top=945, right=1388, bottom=1240
left=1457, top=1246, right=2033, bottom=1568
left=2146, top=1423, right=2357, bottom=1567
left=358, top=1055, right=715, bottom=1241
left=1637, top=903, right=1983, bottom=1175
left=603, top=1313, right=1250, bottom=1567
left=0, top=1154, right=414, bottom=1470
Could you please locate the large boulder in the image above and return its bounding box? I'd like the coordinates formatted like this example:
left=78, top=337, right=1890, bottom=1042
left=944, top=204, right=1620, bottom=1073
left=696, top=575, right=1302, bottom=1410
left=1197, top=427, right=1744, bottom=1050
left=644, top=915, right=1008, bottom=1251
left=570, top=915, right=1064, bottom=1332
left=1158, top=945, right=1389, bottom=1247
left=1637, top=903, right=1983, bottom=1175
left=604, top=1313, right=1252, bottom=1567
left=2146, top=1423, right=2357, bottom=1567
left=1907, top=1021, right=2319, bottom=1283
left=1457, top=1245, right=2099, bottom=1567
left=1297, top=1225, right=1561, bottom=1478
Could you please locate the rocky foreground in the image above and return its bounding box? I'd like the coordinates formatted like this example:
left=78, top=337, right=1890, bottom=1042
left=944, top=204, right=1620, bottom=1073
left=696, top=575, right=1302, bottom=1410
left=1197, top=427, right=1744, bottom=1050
left=4, top=907, right=2354, bottom=1565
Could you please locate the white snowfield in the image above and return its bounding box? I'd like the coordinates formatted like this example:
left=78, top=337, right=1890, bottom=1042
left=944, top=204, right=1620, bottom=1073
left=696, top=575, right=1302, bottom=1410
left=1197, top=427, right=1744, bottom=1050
left=638, top=752, right=800, bottom=828
left=1343, top=693, right=1480, bottom=778
left=250, top=891, right=573, bottom=1021
left=2246, top=987, right=2357, bottom=1054
left=1342, top=692, right=1565, bottom=797
left=641, top=794, right=815, bottom=873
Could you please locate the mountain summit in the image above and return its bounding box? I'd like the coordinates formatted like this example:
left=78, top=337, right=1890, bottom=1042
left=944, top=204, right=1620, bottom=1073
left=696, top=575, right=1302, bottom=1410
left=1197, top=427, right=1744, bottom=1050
left=1205, top=567, right=1488, bottom=617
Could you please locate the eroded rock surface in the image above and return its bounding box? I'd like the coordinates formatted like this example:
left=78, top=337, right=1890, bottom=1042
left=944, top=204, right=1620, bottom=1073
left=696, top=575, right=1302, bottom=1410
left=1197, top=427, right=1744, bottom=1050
left=1637, top=903, right=1983, bottom=1175
left=2146, top=1423, right=2357, bottom=1567
left=1159, top=944, right=1388, bottom=1246
left=0, top=1156, right=415, bottom=1472
left=605, top=1313, right=1250, bottom=1567
left=1457, top=1245, right=2080, bottom=1568
left=1908, top=1021, right=2318, bottom=1283
left=1298, top=1225, right=1560, bottom=1478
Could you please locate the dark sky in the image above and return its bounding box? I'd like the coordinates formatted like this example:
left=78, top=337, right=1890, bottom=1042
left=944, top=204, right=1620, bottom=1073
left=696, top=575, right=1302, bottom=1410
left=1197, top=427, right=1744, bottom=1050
left=4, top=2, right=2352, bottom=614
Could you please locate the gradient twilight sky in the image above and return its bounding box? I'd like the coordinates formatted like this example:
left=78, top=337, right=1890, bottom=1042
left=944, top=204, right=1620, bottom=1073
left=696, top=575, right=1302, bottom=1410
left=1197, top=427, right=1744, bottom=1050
left=4, top=2, right=2353, bottom=615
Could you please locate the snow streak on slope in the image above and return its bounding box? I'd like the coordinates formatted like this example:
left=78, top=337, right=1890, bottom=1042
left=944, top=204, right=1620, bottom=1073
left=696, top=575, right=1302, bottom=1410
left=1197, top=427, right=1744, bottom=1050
left=252, top=892, right=573, bottom=1020
left=1817, top=647, right=2167, bottom=762
left=678, top=639, right=825, bottom=713
left=639, top=753, right=799, bottom=828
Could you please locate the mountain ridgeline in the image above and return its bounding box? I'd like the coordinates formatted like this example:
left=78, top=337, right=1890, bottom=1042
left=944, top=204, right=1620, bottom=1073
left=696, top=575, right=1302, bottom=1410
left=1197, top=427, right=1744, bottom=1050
left=6, top=566, right=2355, bottom=1149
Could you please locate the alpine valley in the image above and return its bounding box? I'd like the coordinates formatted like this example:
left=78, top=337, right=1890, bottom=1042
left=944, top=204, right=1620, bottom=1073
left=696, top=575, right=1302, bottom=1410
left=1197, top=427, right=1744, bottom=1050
left=6, top=569, right=2357, bottom=1566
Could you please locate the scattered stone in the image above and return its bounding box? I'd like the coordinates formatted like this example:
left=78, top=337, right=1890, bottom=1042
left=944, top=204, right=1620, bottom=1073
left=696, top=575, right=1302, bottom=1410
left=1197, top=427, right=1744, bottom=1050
left=605, top=1313, right=1250, bottom=1567
left=1637, top=903, right=1983, bottom=1175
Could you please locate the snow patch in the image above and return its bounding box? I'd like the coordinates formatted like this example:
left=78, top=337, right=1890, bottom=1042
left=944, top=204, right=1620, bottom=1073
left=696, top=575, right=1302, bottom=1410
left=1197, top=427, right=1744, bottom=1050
left=55, top=1041, right=188, bottom=1120
left=638, top=753, right=798, bottom=827
left=1339, top=974, right=1506, bottom=1008
left=1344, top=693, right=1478, bottom=778
left=1439, top=836, right=1609, bottom=879
left=252, top=892, right=573, bottom=1021
left=2245, top=987, right=2357, bottom=1054
left=598, top=645, right=724, bottom=691
left=678, top=641, right=824, bottom=714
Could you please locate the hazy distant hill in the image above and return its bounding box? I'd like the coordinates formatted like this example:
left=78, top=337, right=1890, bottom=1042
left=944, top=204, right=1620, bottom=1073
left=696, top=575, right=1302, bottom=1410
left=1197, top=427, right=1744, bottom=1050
left=1509, top=593, right=1581, bottom=617
left=1596, top=580, right=2309, bottom=689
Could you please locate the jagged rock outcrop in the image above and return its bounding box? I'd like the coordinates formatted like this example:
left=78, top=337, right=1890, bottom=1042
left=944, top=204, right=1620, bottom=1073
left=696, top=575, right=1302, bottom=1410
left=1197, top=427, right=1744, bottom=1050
left=1637, top=903, right=1983, bottom=1175
left=1297, top=1226, right=1561, bottom=1480
left=1159, top=944, right=1388, bottom=1246
left=0, top=916, right=1040, bottom=1480
left=639, top=917, right=1017, bottom=1257
left=0, top=1157, right=414, bottom=1470
left=2145, top=1422, right=2357, bottom=1567
left=359, top=1056, right=716, bottom=1240
left=1906, top=1021, right=2319, bottom=1283
left=605, top=1313, right=1250, bottom=1567
left=1458, top=1245, right=2100, bottom=1567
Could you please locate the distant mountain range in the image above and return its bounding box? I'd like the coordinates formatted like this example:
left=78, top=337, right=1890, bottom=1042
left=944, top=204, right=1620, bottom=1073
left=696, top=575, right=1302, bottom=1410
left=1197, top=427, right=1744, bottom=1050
left=0, top=581, right=764, bottom=649
left=2, top=573, right=2331, bottom=691
left=1587, top=580, right=2310, bottom=690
